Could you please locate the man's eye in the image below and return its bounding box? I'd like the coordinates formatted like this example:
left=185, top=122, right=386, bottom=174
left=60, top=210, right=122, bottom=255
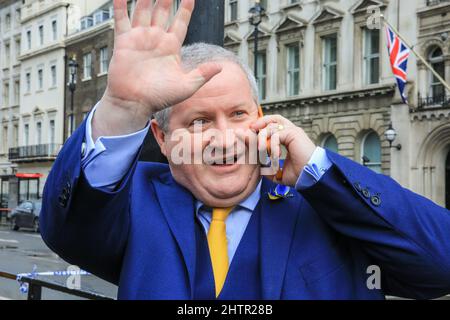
left=233, top=111, right=246, bottom=117
left=191, top=118, right=208, bottom=126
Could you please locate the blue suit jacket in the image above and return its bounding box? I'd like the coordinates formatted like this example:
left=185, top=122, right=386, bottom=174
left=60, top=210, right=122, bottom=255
left=40, top=119, right=450, bottom=300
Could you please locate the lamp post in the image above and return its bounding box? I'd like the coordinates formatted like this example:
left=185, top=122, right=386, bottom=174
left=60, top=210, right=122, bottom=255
left=249, top=0, right=265, bottom=80
left=384, top=123, right=402, bottom=151
left=67, top=56, right=78, bottom=137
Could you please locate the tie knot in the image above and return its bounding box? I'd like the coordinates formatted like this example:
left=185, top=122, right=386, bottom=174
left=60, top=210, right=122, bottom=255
left=212, top=207, right=234, bottom=222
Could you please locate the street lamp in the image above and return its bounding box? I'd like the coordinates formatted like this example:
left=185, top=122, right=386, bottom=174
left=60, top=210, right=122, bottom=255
left=67, top=56, right=78, bottom=136
left=384, top=123, right=402, bottom=151
left=249, top=0, right=265, bottom=80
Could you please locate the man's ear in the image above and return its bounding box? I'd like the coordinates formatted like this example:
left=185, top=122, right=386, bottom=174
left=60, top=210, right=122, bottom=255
left=151, top=119, right=168, bottom=157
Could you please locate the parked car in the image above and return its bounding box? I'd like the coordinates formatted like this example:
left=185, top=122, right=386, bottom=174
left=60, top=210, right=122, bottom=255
left=10, top=200, right=41, bottom=232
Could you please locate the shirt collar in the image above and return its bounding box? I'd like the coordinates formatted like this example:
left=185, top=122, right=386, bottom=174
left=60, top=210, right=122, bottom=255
left=195, top=179, right=262, bottom=215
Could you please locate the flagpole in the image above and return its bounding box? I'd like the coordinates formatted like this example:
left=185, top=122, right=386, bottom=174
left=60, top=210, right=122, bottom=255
left=381, top=14, right=450, bottom=93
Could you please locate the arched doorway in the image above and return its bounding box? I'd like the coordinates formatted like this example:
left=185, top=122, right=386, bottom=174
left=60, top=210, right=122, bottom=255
left=446, top=151, right=450, bottom=209
left=362, top=131, right=382, bottom=173
left=322, top=134, right=339, bottom=154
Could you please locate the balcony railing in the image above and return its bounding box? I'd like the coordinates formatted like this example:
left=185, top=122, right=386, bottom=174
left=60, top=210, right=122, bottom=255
left=9, top=144, right=61, bottom=162
left=417, top=94, right=450, bottom=109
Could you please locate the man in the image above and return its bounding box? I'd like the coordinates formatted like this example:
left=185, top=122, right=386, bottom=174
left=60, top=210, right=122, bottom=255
left=40, top=0, right=450, bottom=300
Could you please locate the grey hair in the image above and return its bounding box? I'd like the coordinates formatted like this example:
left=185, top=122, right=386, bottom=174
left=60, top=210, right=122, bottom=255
left=153, top=43, right=259, bottom=132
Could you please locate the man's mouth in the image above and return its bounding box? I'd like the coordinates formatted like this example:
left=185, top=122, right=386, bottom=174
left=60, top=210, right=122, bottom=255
left=207, top=154, right=240, bottom=166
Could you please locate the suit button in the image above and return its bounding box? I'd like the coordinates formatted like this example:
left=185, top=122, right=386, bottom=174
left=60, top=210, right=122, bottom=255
left=353, top=182, right=362, bottom=192
left=58, top=195, right=67, bottom=208
left=362, top=188, right=371, bottom=199
left=371, top=195, right=381, bottom=207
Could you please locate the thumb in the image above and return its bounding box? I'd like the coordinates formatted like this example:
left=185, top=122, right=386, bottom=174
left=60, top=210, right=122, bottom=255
left=185, top=62, right=223, bottom=91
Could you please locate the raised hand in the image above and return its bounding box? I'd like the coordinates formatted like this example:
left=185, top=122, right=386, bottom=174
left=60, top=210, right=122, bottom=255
left=92, top=0, right=222, bottom=139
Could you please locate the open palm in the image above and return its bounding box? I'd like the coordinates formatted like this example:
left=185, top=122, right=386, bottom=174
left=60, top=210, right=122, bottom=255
left=105, top=0, right=222, bottom=116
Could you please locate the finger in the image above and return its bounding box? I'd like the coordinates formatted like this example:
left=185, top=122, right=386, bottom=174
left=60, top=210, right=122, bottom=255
left=168, top=0, right=195, bottom=44
left=184, top=62, right=223, bottom=91
left=113, top=0, right=132, bottom=37
left=265, top=123, right=281, bottom=138
left=131, top=0, right=153, bottom=28
left=251, top=115, right=287, bottom=131
left=151, top=0, right=173, bottom=29
left=270, top=133, right=281, bottom=170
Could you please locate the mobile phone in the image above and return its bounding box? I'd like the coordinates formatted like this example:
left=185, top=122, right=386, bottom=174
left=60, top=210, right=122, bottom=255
left=258, top=106, right=283, bottom=180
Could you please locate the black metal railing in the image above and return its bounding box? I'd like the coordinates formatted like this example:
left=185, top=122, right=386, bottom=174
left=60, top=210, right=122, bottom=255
left=0, top=270, right=114, bottom=300
left=417, top=94, right=450, bottom=109
left=426, top=0, right=450, bottom=6
left=8, top=144, right=61, bottom=161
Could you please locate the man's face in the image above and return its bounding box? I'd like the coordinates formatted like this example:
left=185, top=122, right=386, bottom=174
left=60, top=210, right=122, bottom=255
left=152, top=61, right=261, bottom=207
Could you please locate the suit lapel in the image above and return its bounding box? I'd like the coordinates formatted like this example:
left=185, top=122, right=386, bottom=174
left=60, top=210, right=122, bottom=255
left=259, top=179, right=302, bottom=300
left=152, top=173, right=197, bottom=299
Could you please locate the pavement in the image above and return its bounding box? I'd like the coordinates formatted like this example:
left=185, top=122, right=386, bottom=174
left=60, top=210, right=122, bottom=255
left=0, top=225, right=117, bottom=300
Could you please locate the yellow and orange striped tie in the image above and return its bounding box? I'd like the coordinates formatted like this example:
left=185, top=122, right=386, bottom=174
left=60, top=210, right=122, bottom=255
left=207, top=206, right=234, bottom=297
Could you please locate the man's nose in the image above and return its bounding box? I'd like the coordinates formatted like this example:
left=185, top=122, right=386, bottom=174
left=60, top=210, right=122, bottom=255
left=208, top=120, right=236, bottom=150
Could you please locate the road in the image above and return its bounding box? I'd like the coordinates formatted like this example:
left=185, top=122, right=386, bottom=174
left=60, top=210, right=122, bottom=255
left=0, top=225, right=117, bottom=300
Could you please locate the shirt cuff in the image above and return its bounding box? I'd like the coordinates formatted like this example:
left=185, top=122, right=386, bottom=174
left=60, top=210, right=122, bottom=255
left=295, top=147, right=333, bottom=190
left=81, top=102, right=150, bottom=188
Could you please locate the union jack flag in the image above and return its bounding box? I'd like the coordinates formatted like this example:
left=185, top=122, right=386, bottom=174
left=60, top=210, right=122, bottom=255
left=385, top=25, right=410, bottom=104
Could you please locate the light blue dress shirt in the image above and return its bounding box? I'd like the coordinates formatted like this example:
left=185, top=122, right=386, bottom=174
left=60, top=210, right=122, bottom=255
left=81, top=105, right=333, bottom=264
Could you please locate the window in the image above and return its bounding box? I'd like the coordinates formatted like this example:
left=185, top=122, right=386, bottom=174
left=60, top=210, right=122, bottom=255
left=49, top=119, right=55, bottom=145
left=13, top=80, right=19, bottom=105
left=80, top=17, right=93, bottom=30
left=229, top=0, right=238, bottom=21
left=94, top=10, right=110, bottom=25
left=429, top=47, right=445, bottom=99
left=362, top=132, right=381, bottom=173
left=287, top=43, right=300, bottom=96
left=5, top=14, right=10, bottom=31
left=2, top=126, right=7, bottom=154
left=37, top=68, right=43, bottom=90
left=363, top=28, right=380, bottom=85
left=24, top=124, right=29, bottom=146
left=67, top=115, right=74, bottom=137
left=15, top=39, right=20, bottom=60
left=322, top=135, right=338, bottom=153
left=15, top=8, right=21, bottom=23
left=36, top=122, right=42, bottom=145
left=2, top=82, right=9, bottom=107
left=100, top=47, right=109, bottom=74
left=4, top=42, right=10, bottom=66
left=50, top=65, right=57, bottom=87
left=52, top=20, right=57, bottom=41
left=83, top=53, right=92, bottom=80
left=38, top=25, right=44, bottom=45
left=13, top=124, right=18, bottom=147
left=256, top=51, right=267, bottom=101
left=26, top=30, right=31, bottom=49
left=26, top=72, right=31, bottom=93
left=322, top=34, right=337, bottom=91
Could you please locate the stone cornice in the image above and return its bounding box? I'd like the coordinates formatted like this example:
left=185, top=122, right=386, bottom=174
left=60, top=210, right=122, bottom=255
left=21, top=1, right=70, bottom=24
left=65, top=20, right=114, bottom=46
left=261, top=84, right=396, bottom=110
left=19, top=42, right=65, bottom=61
left=410, top=107, right=450, bottom=121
